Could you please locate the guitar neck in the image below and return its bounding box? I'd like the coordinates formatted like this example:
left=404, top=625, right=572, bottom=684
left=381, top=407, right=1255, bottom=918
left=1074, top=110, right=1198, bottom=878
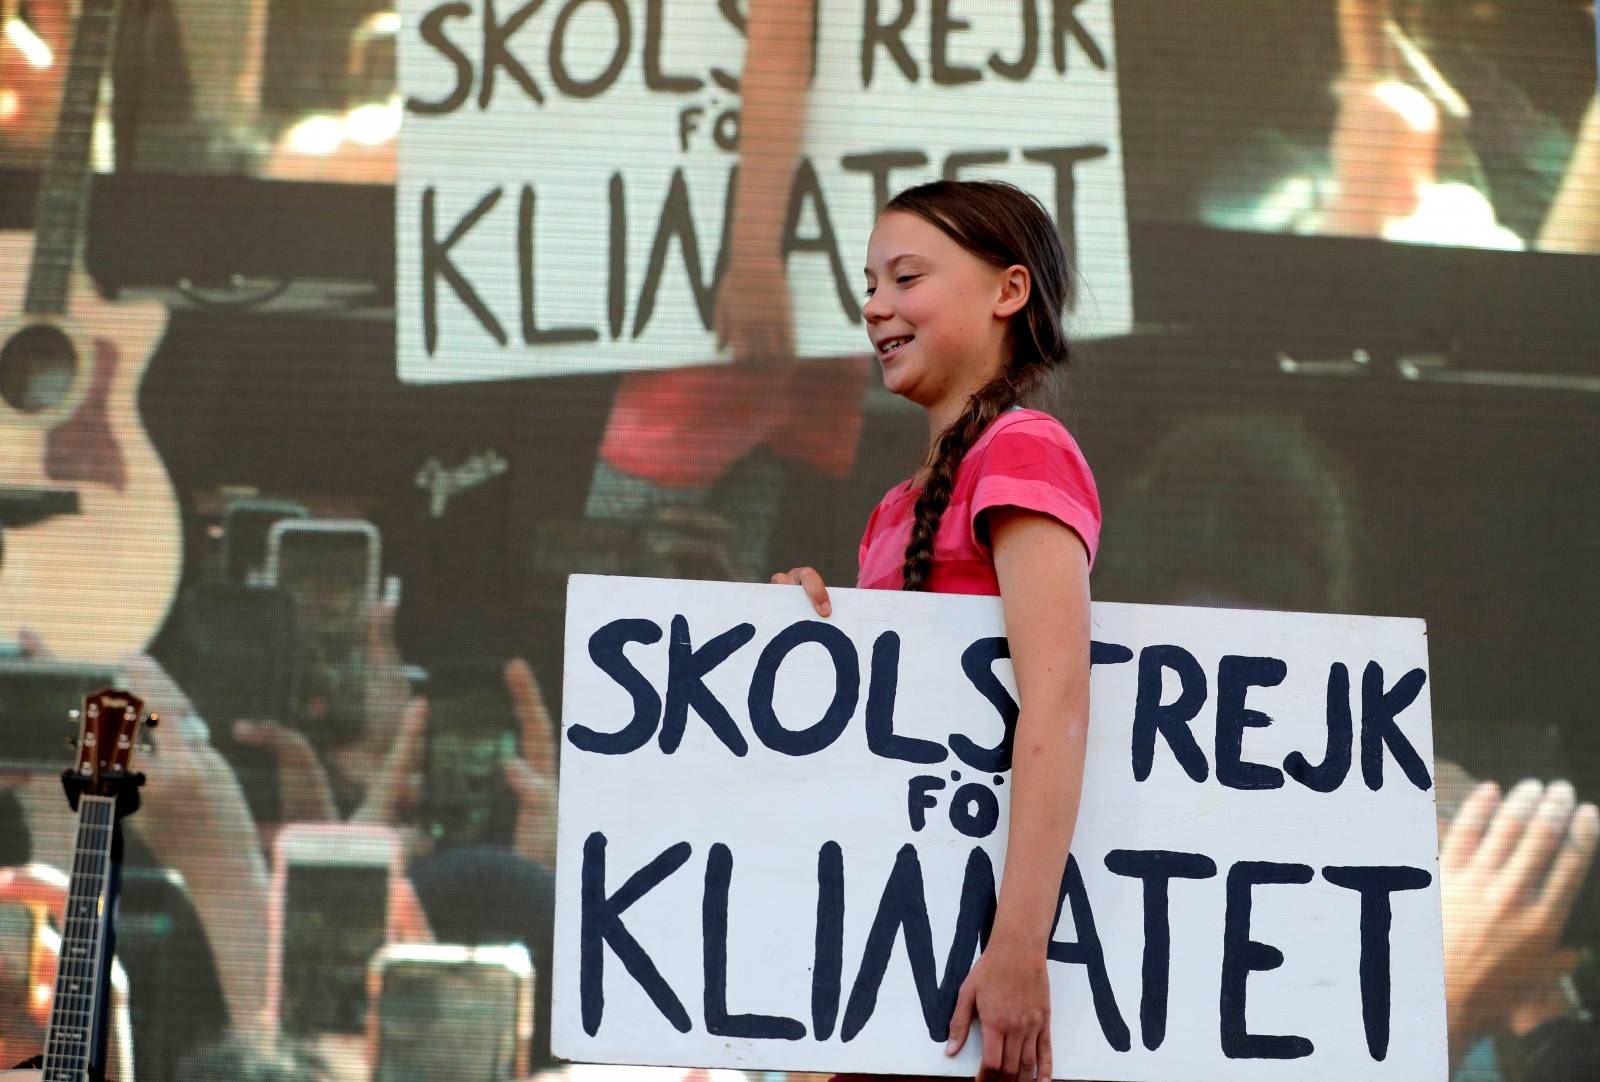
left=26, top=0, right=125, bottom=318
left=39, top=795, right=120, bottom=1082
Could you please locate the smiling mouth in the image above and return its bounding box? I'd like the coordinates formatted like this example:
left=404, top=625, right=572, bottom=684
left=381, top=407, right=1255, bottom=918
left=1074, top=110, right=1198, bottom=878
left=878, top=335, right=913, bottom=361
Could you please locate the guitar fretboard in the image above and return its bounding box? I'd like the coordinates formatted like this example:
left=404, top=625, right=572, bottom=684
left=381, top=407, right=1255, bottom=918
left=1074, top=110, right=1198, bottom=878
left=39, top=794, right=116, bottom=1082
left=25, top=0, right=124, bottom=317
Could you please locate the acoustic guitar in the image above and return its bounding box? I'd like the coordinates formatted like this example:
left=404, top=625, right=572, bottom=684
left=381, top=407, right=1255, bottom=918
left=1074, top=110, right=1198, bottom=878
left=0, top=0, right=182, bottom=662
left=0, top=686, right=149, bottom=1082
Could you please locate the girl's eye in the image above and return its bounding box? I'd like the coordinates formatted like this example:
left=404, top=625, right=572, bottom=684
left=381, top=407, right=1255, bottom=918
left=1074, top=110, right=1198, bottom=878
left=862, top=287, right=875, bottom=297
left=897, top=275, right=917, bottom=284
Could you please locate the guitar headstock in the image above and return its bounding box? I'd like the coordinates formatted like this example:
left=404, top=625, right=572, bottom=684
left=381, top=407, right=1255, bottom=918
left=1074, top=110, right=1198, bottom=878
left=73, top=688, right=152, bottom=793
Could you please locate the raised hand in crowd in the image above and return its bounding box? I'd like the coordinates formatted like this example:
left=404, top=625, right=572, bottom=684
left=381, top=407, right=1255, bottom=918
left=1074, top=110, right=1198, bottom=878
left=11, top=627, right=273, bottom=1035
left=1325, top=0, right=1444, bottom=236
left=502, top=657, right=559, bottom=868
left=1439, top=775, right=1600, bottom=1070
left=115, top=651, right=275, bottom=1033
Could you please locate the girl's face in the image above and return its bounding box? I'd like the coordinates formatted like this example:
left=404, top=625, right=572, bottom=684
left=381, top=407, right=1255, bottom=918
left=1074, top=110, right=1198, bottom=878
left=862, top=210, right=1027, bottom=410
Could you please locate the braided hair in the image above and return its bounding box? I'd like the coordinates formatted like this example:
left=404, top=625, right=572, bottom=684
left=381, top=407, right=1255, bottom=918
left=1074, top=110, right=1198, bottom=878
left=889, top=180, right=1074, bottom=591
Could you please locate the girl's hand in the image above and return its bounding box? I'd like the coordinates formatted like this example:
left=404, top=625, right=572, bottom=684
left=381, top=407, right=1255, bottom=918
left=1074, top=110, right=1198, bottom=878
left=946, top=936, right=1053, bottom=1081
left=715, top=253, right=795, bottom=365
left=770, top=566, right=832, bottom=617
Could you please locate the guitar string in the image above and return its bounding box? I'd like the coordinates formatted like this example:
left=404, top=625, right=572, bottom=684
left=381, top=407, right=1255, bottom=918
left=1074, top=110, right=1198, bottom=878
left=41, top=795, right=115, bottom=1078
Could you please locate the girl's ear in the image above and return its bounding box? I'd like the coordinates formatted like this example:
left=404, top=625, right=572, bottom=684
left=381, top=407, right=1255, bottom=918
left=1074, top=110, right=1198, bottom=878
left=994, top=264, right=1031, bottom=319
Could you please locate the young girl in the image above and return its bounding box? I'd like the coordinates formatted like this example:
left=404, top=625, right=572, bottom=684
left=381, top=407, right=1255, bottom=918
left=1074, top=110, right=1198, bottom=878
left=774, top=179, right=1099, bottom=1082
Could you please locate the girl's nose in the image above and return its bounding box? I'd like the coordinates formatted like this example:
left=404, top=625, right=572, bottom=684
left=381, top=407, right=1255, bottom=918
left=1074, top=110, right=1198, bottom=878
left=862, top=291, right=891, bottom=322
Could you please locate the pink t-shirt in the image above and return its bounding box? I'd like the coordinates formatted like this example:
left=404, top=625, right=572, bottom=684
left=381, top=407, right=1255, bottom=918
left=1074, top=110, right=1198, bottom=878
left=855, top=408, right=1101, bottom=595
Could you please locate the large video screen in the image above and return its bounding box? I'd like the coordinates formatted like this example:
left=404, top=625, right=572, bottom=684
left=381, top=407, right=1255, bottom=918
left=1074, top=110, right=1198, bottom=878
left=1, top=2, right=1597, bottom=1081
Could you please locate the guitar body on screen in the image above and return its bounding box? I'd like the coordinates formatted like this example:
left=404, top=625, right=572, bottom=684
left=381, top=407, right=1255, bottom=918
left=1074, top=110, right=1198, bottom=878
left=0, top=0, right=181, bottom=662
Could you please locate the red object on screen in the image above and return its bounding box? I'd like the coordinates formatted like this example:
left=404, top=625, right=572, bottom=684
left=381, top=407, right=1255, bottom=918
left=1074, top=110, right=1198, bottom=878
left=598, top=357, right=873, bottom=489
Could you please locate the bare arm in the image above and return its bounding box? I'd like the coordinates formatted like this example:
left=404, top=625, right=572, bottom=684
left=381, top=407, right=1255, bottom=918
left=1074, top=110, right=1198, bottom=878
left=1538, top=96, right=1600, bottom=254
left=989, top=509, right=1090, bottom=948
left=714, top=0, right=815, bottom=362
left=946, top=507, right=1091, bottom=1081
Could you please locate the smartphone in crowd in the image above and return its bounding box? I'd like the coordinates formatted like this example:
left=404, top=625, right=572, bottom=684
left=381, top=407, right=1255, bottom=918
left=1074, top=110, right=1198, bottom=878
left=166, top=583, right=300, bottom=823
left=369, top=943, right=533, bottom=1082
left=418, top=660, right=520, bottom=851
left=269, top=824, right=398, bottom=1036
left=264, top=519, right=381, bottom=742
left=0, top=661, right=119, bottom=773
left=220, top=497, right=308, bottom=587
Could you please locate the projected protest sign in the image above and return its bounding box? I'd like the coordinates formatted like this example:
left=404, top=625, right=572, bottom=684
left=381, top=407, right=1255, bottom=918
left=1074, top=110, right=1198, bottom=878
left=551, top=575, right=1447, bottom=1080
left=397, top=0, right=1132, bottom=383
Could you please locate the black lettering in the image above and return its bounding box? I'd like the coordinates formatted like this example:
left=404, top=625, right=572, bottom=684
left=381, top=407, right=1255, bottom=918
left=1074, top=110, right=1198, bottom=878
left=711, top=0, right=744, bottom=92
left=842, top=845, right=996, bottom=1042
left=1050, top=0, right=1108, bottom=73
left=406, top=3, right=474, bottom=115
left=943, top=149, right=1011, bottom=181
left=1360, top=662, right=1432, bottom=791
left=1104, top=850, right=1218, bottom=1051
left=1132, top=645, right=1209, bottom=783
left=947, top=781, right=1000, bottom=839
left=607, top=173, right=626, bottom=339
left=711, top=162, right=741, bottom=293
left=549, top=0, right=630, bottom=98
left=1284, top=662, right=1352, bottom=792
left=950, top=637, right=1017, bottom=772
left=704, top=844, right=806, bottom=1039
left=1321, top=865, right=1433, bottom=1060
left=519, top=185, right=599, bottom=345
left=748, top=620, right=859, bottom=756
left=660, top=615, right=755, bottom=756
left=580, top=833, right=692, bottom=1036
left=813, top=841, right=845, bottom=1040
left=841, top=150, right=930, bottom=214
left=712, top=108, right=741, bottom=152
left=906, top=775, right=946, bottom=832
left=482, top=0, right=546, bottom=108
left=930, top=0, right=981, bottom=85
left=422, top=186, right=506, bottom=356
left=866, top=631, right=947, bottom=764
left=861, top=0, right=918, bottom=86
left=644, top=0, right=702, bottom=92
left=782, top=158, right=859, bottom=322
left=634, top=169, right=718, bottom=337
left=1092, top=640, right=1135, bottom=666
left=1220, top=861, right=1315, bottom=1060
left=1215, top=655, right=1287, bottom=790
left=989, top=0, right=1040, bottom=80
left=1048, top=855, right=1131, bottom=1051
left=569, top=619, right=664, bottom=754
left=1022, top=144, right=1108, bottom=300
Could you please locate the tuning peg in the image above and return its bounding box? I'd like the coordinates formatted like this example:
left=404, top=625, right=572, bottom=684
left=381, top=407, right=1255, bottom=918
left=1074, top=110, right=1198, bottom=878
left=147, top=712, right=161, bottom=728
left=137, top=740, right=155, bottom=755
left=67, top=708, right=81, bottom=722
left=65, top=737, right=77, bottom=749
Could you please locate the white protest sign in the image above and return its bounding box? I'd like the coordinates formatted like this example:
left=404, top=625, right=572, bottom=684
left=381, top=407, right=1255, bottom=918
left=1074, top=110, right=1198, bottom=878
left=552, top=575, right=1447, bottom=1080
left=397, top=0, right=1132, bottom=383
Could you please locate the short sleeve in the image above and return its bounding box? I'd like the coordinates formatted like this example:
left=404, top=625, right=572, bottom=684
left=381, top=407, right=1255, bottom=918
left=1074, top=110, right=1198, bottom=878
left=857, top=499, right=883, bottom=576
left=967, top=417, right=1102, bottom=570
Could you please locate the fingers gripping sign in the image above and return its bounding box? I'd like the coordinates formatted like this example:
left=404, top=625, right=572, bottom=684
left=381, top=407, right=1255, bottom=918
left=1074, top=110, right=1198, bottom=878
left=771, top=566, right=832, bottom=618
left=945, top=939, right=1053, bottom=1082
